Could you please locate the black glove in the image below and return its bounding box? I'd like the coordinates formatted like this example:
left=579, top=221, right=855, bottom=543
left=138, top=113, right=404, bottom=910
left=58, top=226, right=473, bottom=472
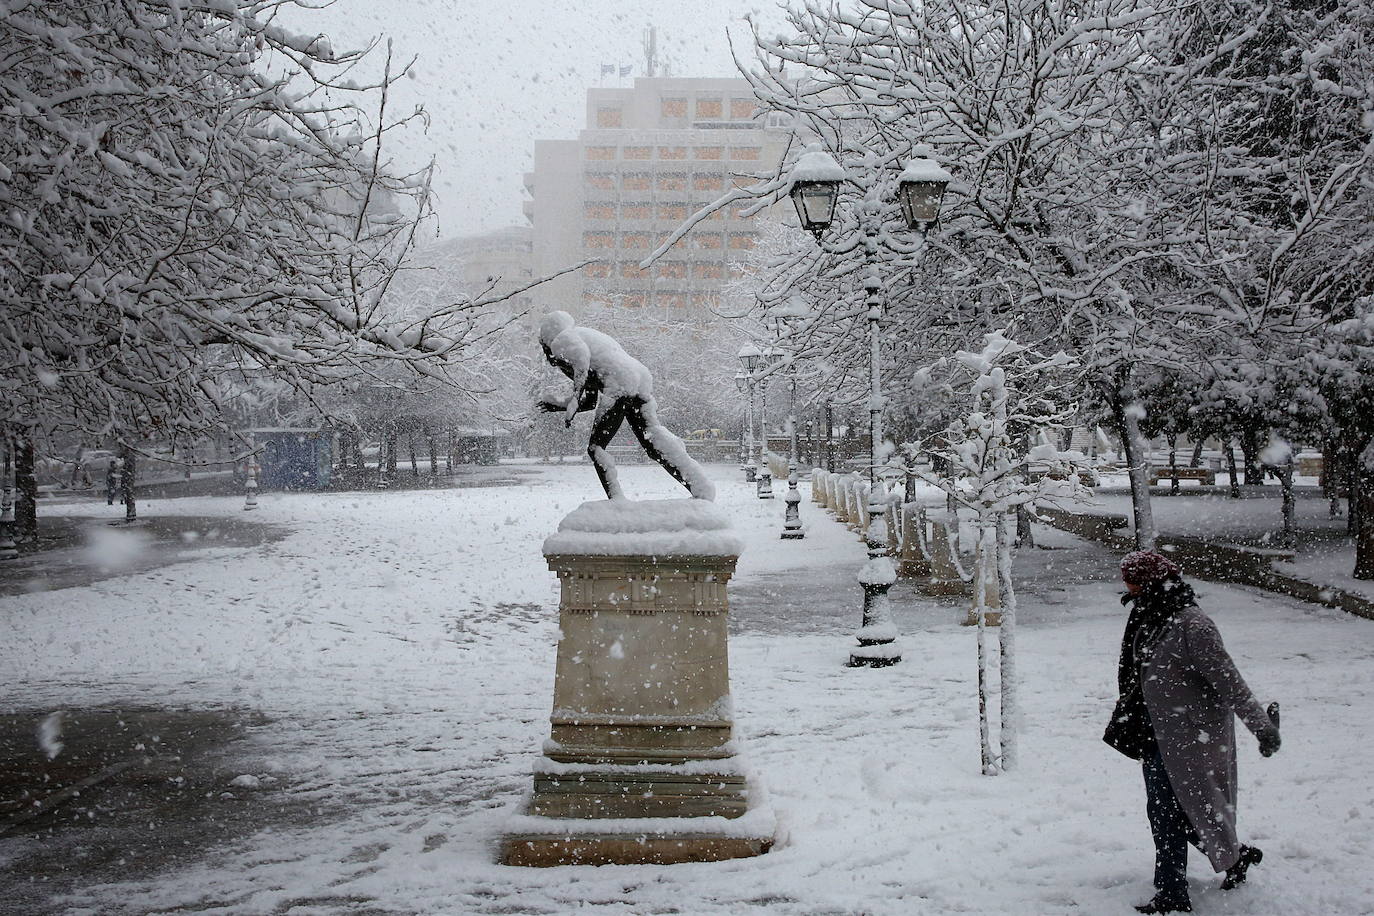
left=1258, top=725, right=1281, bottom=757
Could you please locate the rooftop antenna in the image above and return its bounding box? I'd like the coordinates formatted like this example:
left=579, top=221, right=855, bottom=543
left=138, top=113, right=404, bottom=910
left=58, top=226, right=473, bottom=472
left=644, top=26, right=657, bottom=78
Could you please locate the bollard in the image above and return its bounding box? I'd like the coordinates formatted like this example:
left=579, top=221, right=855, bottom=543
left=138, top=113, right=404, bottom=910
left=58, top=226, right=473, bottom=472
left=244, top=458, right=259, bottom=511
left=0, top=485, right=16, bottom=560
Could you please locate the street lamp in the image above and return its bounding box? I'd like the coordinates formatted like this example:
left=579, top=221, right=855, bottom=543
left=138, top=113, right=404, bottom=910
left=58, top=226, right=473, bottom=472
left=771, top=296, right=814, bottom=540
left=755, top=347, right=785, bottom=499
left=737, top=343, right=762, bottom=482
left=785, top=143, right=951, bottom=668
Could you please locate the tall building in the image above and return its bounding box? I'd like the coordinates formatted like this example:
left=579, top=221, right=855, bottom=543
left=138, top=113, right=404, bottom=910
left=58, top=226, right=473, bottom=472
left=523, top=77, right=790, bottom=317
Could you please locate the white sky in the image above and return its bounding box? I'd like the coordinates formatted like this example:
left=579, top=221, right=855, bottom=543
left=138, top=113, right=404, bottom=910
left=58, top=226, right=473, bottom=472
left=283, top=0, right=791, bottom=238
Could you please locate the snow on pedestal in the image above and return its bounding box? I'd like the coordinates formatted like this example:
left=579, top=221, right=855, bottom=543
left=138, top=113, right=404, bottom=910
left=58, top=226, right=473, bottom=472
left=501, top=499, right=774, bottom=867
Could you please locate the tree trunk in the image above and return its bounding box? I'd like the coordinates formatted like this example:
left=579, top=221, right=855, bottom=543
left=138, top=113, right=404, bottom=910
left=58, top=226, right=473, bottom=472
left=974, top=517, right=997, bottom=776
left=1168, top=435, right=1180, bottom=495
left=385, top=423, right=398, bottom=475
left=1279, top=459, right=1296, bottom=549
left=446, top=429, right=454, bottom=473
left=120, top=444, right=137, bottom=522
left=1189, top=436, right=1205, bottom=469
left=1241, top=429, right=1262, bottom=485
left=1225, top=438, right=1242, bottom=498
left=996, top=515, right=1018, bottom=772
left=15, top=436, right=37, bottom=542
left=428, top=429, right=438, bottom=476
left=1350, top=453, right=1360, bottom=537
left=1356, top=441, right=1374, bottom=580
left=408, top=425, right=418, bottom=477
left=1113, top=382, right=1156, bottom=550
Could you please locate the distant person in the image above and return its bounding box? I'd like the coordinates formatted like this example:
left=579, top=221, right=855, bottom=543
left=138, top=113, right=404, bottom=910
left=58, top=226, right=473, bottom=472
left=105, top=459, right=121, bottom=506
left=1104, top=550, right=1280, bottom=914
left=535, top=310, right=713, bottom=501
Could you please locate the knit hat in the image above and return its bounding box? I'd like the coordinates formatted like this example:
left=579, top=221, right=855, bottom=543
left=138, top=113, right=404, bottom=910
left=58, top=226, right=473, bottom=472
left=1120, top=550, right=1182, bottom=586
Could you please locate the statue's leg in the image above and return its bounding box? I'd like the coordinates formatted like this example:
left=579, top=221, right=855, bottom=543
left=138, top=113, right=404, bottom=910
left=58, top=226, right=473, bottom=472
left=627, top=397, right=715, bottom=501
left=588, top=402, right=627, bottom=499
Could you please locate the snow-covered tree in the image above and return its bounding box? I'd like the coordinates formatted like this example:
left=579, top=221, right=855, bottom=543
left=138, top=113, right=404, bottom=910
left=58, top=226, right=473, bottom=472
left=906, top=330, right=1087, bottom=773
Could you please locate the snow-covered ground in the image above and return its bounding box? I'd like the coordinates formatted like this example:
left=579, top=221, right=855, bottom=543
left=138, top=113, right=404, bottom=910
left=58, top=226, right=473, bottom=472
left=2, top=464, right=1372, bottom=915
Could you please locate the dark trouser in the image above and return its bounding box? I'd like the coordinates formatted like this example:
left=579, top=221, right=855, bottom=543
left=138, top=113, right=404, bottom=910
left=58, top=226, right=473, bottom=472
left=1143, top=746, right=1199, bottom=901
left=588, top=396, right=701, bottom=499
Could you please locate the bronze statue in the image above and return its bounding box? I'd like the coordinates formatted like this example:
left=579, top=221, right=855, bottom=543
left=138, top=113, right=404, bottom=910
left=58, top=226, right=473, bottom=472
left=536, top=311, right=714, bottom=501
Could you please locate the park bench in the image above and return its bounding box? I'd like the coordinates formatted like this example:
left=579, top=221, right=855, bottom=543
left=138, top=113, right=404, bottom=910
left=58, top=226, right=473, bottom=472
left=1147, top=466, right=1216, bottom=486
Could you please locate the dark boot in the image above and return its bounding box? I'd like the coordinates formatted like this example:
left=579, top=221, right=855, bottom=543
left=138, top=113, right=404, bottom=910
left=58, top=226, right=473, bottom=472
left=1135, top=893, right=1193, bottom=914
left=1221, top=845, right=1263, bottom=890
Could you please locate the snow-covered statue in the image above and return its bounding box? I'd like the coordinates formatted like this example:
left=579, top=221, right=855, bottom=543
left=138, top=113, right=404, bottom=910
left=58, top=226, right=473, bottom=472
left=537, top=311, right=715, bottom=501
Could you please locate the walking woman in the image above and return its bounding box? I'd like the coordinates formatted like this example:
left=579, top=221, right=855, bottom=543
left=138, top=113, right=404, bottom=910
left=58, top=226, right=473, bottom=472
left=1104, top=550, right=1281, bottom=914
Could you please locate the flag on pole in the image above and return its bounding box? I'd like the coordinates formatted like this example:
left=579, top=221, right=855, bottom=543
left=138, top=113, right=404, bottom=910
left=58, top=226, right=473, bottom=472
left=600, top=63, right=615, bottom=77
left=619, top=65, right=633, bottom=77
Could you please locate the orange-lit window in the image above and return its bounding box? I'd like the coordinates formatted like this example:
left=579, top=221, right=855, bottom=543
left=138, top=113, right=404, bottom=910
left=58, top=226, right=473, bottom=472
left=584, top=262, right=612, bottom=278
left=621, top=203, right=651, bottom=220
left=584, top=172, right=614, bottom=190
left=661, top=98, right=687, bottom=118
left=695, top=146, right=724, bottom=160
left=658, top=146, right=687, bottom=160
left=658, top=203, right=688, bottom=221
left=694, top=262, right=725, bottom=279
left=656, top=261, right=688, bottom=279
left=624, top=146, right=652, bottom=160
left=623, top=293, right=646, bottom=308
left=694, top=234, right=723, bottom=249
left=583, top=231, right=615, bottom=248
left=583, top=291, right=610, bottom=306
left=660, top=292, right=688, bottom=309
left=695, top=98, right=722, bottom=119
left=693, top=174, right=724, bottom=191
left=596, top=107, right=623, bottom=128
left=621, top=263, right=645, bottom=279
left=656, top=172, right=686, bottom=191
left=730, top=99, right=756, bottom=120
left=586, top=146, right=616, bottom=160
left=621, top=232, right=652, bottom=249
left=728, top=232, right=756, bottom=250
left=730, top=146, right=761, bottom=161
left=623, top=173, right=652, bottom=191
left=584, top=202, right=615, bottom=219
left=728, top=264, right=746, bottom=278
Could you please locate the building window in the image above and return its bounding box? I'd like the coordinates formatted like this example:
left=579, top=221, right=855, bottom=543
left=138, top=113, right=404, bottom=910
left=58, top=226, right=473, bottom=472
left=659, top=292, right=688, bottom=309
left=621, top=203, right=652, bottom=220
left=621, top=262, right=646, bottom=279
left=658, top=146, right=687, bottom=160
left=693, top=174, right=724, bottom=191
left=621, top=232, right=652, bottom=249
left=730, top=99, right=756, bottom=120
left=656, top=261, right=688, bottom=279
left=694, top=146, right=724, bottom=160
left=691, top=292, right=720, bottom=310
left=586, top=146, right=616, bottom=160
left=623, top=172, right=652, bottom=191
left=728, top=232, right=756, bottom=250
left=623, top=292, right=646, bottom=309
left=624, top=146, right=652, bottom=160
left=585, top=261, right=612, bottom=278
left=596, top=107, right=623, bottom=128
left=661, top=97, right=688, bottom=119
left=656, top=172, right=687, bottom=191
left=730, top=146, right=761, bottom=161
left=584, top=202, right=616, bottom=220
left=584, top=172, right=614, bottom=190
left=657, top=203, right=689, bottom=221
left=694, top=234, right=723, bottom=250
left=695, top=98, right=722, bottom=119
left=693, top=262, right=725, bottom=279
left=583, top=231, right=615, bottom=248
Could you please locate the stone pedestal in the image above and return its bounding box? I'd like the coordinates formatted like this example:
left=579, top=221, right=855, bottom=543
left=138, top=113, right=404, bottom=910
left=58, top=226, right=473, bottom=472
left=501, top=499, right=774, bottom=867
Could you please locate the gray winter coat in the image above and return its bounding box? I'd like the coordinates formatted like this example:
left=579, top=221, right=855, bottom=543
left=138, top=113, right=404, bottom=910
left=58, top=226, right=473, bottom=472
left=1139, top=604, right=1271, bottom=872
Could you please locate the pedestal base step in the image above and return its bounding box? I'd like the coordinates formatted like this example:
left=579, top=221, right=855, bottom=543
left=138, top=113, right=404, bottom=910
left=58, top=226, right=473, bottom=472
left=502, top=830, right=773, bottom=867
left=530, top=770, right=748, bottom=819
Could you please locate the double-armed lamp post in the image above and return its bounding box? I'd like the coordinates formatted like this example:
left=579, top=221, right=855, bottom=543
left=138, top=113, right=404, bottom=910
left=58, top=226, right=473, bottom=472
left=785, top=144, right=951, bottom=667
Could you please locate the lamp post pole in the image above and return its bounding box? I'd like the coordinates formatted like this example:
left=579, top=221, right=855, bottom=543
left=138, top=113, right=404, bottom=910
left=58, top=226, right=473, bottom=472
left=781, top=368, right=804, bottom=539
left=784, top=144, right=950, bottom=668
